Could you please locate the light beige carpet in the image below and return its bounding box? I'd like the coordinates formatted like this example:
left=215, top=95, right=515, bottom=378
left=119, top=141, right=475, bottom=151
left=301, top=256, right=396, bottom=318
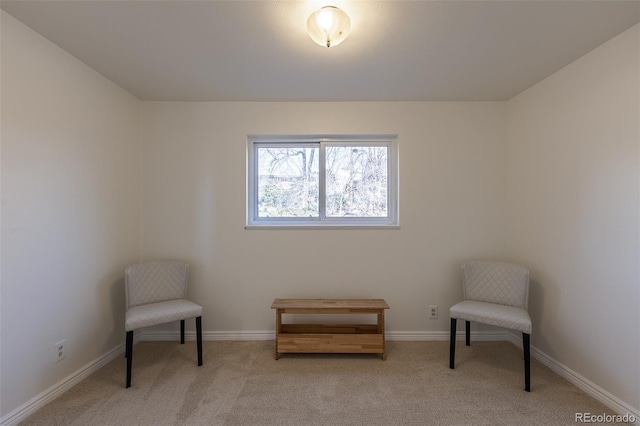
left=21, top=340, right=618, bottom=425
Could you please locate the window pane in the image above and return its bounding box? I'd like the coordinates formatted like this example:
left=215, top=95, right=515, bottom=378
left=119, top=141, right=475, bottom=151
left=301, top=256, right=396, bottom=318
left=325, top=146, right=388, bottom=217
left=257, top=146, right=319, bottom=217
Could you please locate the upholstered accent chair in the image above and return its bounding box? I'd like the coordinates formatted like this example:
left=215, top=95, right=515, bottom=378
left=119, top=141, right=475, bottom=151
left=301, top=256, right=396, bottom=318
left=124, top=261, right=203, bottom=388
left=449, top=261, right=532, bottom=391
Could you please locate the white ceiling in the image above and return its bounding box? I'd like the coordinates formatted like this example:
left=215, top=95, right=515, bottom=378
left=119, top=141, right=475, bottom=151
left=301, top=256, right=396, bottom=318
left=2, top=0, right=639, bottom=102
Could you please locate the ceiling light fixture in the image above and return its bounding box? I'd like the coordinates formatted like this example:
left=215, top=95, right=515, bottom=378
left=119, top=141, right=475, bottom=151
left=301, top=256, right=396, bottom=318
left=307, top=6, right=351, bottom=48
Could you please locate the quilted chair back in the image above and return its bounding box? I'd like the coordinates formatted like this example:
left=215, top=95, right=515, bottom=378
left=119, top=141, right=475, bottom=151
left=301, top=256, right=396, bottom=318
left=463, top=261, right=529, bottom=309
left=125, top=261, right=189, bottom=309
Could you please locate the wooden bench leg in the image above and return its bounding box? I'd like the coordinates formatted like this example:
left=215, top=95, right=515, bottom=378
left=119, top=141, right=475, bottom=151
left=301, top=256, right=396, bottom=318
left=275, top=309, right=281, bottom=360
left=378, top=310, right=386, bottom=360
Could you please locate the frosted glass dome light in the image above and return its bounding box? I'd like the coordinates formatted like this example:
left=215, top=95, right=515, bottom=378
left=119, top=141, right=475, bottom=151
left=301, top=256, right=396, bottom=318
left=307, top=6, right=351, bottom=48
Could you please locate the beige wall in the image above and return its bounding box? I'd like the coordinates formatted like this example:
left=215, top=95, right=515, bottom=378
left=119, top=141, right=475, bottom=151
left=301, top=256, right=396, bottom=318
left=1, top=12, right=141, bottom=417
left=139, top=101, right=507, bottom=333
left=505, top=24, right=640, bottom=410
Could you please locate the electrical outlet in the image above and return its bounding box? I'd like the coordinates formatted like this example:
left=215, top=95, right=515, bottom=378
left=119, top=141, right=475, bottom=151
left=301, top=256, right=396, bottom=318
left=55, top=340, right=66, bottom=363
left=428, top=305, right=438, bottom=319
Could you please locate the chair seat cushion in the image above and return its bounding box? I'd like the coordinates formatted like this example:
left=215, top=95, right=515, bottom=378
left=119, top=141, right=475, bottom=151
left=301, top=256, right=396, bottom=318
left=450, top=300, right=531, bottom=334
left=126, top=299, right=203, bottom=331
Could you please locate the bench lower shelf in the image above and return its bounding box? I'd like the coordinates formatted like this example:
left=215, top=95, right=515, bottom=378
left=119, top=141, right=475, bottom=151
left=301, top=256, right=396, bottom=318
left=275, top=324, right=385, bottom=359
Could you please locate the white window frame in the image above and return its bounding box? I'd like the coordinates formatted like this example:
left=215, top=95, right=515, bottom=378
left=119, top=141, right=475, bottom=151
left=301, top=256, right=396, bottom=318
left=246, top=134, right=399, bottom=229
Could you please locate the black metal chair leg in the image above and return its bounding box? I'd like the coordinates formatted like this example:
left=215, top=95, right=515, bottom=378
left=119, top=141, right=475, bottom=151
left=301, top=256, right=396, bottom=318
left=523, top=332, right=531, bottom=392
left=449, top=318, right=457, bottom=369
left=125, top=331, right=133, bottom=388
left=180, top=320, right=185, bottom=344
left=196, top=316, right=203, bottom=366
left=465, top=321, right=471, bottom=346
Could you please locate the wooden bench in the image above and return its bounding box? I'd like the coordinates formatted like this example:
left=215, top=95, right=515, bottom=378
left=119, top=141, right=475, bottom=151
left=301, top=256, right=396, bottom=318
left=271, top=298, right=390, bottom=360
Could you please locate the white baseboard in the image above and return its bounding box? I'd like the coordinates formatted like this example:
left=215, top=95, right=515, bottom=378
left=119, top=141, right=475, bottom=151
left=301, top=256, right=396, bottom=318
left=3, top=331, right=637, bottom=426
left=138, top=329, right=512, bottom=342
left=0, top=344, right=124, bottom=426
left=140, top=330, right=276, bottom=341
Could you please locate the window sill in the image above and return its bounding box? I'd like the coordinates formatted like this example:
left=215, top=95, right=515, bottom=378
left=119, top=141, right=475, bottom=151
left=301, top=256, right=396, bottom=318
left=245, top=224, right=400, bottom=230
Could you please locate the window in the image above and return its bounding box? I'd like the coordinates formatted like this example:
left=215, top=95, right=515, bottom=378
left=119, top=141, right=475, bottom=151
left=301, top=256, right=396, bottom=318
left=247, top=135, right=398, bottom=228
